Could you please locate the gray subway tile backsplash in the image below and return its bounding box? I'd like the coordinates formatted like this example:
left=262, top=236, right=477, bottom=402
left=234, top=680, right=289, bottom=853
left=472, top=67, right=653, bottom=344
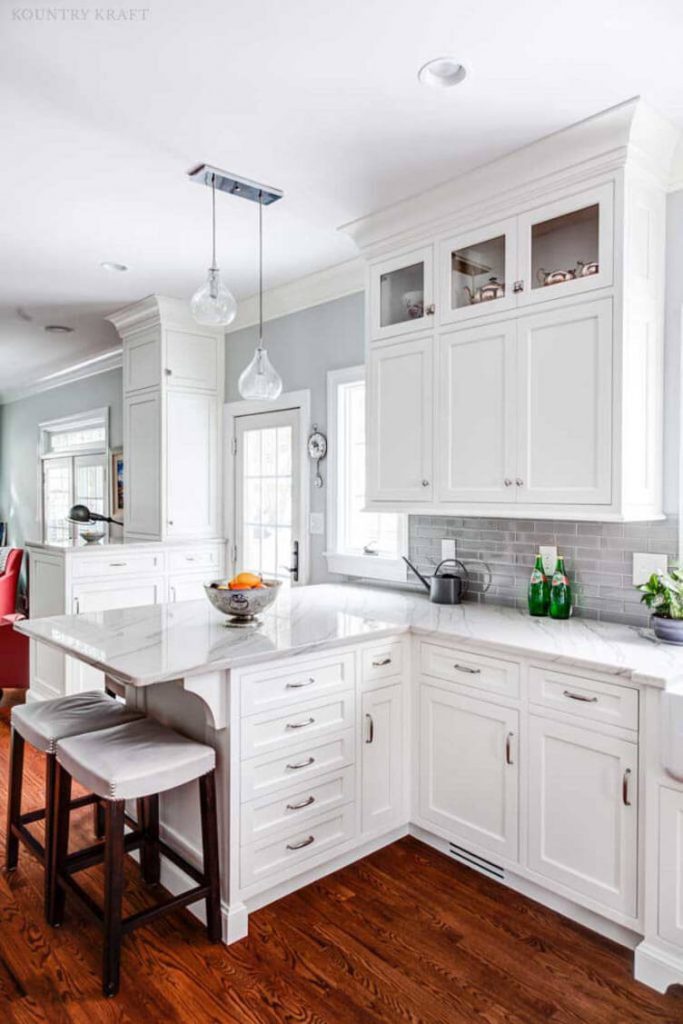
left=408, top=514, right=680, bottom=627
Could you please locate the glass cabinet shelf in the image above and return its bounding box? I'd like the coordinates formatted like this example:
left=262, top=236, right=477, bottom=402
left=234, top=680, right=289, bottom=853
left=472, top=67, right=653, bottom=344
left=451, top=234, right=506, bottom=310
left=531, top=203, right=600, bottom=291
left=379, top=261, right=425, bottom=329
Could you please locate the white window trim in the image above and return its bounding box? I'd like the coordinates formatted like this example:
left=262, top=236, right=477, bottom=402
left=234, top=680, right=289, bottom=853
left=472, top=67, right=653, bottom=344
left=38, top=407, right=110, bottom=541
left=325, top=365, right=407, bottom=583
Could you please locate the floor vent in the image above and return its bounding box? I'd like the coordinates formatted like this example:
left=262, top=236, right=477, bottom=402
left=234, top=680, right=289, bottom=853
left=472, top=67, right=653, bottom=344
left=448, top=843, right=505, bottom=881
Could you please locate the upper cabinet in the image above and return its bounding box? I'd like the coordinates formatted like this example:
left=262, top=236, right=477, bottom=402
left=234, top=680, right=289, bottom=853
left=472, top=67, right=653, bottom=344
left=441, top=217, right=518, bottom=325
left=369, top=246, right=434, bottom=341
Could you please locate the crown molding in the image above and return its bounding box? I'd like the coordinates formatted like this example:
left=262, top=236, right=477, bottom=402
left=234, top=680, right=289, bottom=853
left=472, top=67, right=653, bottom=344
left=106, top=294, right=225, bottom=340
left=0, top=347, right=123, bottom=405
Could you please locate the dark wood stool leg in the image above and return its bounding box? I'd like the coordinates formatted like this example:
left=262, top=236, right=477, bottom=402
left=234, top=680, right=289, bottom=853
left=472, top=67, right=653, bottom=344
left=198, top=771, right=221, bottom=943
left=103, top=800, right=125, bottom=998
left=43, top=753, right=57, bottom=917
left=138, top=795, right=160, bottom=885
left=94, top=801, right=106, bottom=840
left=48, top=762, right=72, bottom=927
left=5, top=727, right=24, bottom=871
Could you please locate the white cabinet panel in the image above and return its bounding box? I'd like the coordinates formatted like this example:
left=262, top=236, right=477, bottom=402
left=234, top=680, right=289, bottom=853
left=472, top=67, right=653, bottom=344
left=437, top=322, right=517, bottom=503
left=124, top=391, right=162, bottom=537
left=367, top=336, right=433, bottom=502
left=168, top=573, right=212, bottom=603
left=165, top=329, right=220, bottom=391
left=361, top=683, right=404, bottom=835
left=166, top=390, right=218, bottom=538
left=516, top=299, right=612, bottom=504
left=440, top=217, right=518, bottom=325
left=419, top=684, right=518, bottom=861
left=659, top=787, right=683, bottom=947
left=528, top=715, right=637, bottom=916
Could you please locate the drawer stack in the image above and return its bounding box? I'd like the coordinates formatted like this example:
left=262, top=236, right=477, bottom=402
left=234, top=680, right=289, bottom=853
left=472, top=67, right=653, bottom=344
left=237, top=650, right=357, bottom=891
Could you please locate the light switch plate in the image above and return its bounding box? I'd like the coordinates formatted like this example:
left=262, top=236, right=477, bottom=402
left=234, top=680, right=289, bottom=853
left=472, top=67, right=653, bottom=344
left=309, top=512, right=325, bottom=536
left=539, top=545, right=557, bottom=576
left=441, top=538, right=456, bottom=562
left=633, top=552, right=668, bottom=586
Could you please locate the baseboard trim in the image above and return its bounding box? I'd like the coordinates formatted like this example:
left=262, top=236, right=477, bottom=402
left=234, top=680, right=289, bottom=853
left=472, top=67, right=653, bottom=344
left=634, top=941, right=683, bottom=994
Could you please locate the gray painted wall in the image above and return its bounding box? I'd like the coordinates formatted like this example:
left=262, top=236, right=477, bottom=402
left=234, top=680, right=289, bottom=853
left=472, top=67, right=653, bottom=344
left=225, top=292, right=365, bottom=582
left=0, top=368, right=123, bottom=551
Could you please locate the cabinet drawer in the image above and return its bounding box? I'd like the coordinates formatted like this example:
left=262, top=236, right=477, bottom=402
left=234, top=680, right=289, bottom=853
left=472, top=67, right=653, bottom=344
left=240, top=804, right=356, bottom=890
left=420, top=641, right=520, bottom=699
left=71, top=550, right=163, bottom=580
left=241, top=729, right=354, bottom=802
left=241, top=691, right=355, bottom=760
left=240, top=652, right=355, bottom=716
left=167, top=545, right=223, bottom=573
left=361, top=639, right=404, bottom=685
left=240, top=767, right=355, bottom=846
left=528, top=666, right=638, bottom=732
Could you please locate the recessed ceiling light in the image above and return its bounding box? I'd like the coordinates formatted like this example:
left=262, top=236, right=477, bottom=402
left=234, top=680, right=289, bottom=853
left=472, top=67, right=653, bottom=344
left=44, top=324, right=75, bottom=334
left=100, top=261, right=128, bottom=272
left=418, top=57, right=467, bottom=89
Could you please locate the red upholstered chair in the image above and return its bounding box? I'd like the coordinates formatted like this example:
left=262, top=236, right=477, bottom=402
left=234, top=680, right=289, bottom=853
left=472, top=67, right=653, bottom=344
left=0, top=614, right=29, bottom=693
left=0, top=549, right=24, bottom=617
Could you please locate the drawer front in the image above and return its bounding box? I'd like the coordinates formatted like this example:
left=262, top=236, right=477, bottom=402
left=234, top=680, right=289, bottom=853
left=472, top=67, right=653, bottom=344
left=241, top=690, right=355, bottom=760
left=240, top=767, right=355, bottom=846
left=240, top=804, right=356, bottom=889
left=241, top=729, right=354, bottom=802
left=528, top=666, right=638, bottom=731
left=361, top=639, right=404, bottom=685
left=71, top=550, right=164, bottom=580
left=240, top=652, right=355, bottom=717
left=420, top=641, right=520, bottom=699
left=167, top=545, right=223, bottom=573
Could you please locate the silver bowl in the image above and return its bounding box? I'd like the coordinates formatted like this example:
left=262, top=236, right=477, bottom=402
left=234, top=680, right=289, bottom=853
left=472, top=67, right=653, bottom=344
left=204, top=578, right=282, bottom=625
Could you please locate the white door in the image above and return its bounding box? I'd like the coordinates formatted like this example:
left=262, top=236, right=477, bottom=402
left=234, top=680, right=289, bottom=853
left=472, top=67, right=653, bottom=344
left=369, top=245, right=434, bottom=342
left=528, top=715, right=637, bottom=916
left=419, top=684, right=519, bottom=862
left=233, top=408, right=301, bottom=583
left=516, top=298, right=613, bottom=505
left=659, top=787, right=683, bottom=947
left=366, top=336, right=433, bottom=502
left=166, top=390, right=219, bottom=538
left=361, top=684, right=404, bottom=836
left=437, top=321, right=517, bottom=503
left=440, top=217, right=518, bottom=326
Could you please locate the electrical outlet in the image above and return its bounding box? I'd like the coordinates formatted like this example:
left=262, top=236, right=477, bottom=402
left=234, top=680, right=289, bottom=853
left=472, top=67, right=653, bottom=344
left=441, top=538, right=456, bottom=562
left=633, top=552, right=668, bottom=586
left=539, top=545, right=557, bottom=576
left=308, top=512, right=325, bottom=536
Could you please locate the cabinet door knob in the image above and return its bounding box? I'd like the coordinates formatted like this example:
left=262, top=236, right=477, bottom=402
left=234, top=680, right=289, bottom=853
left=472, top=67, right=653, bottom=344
left=165, top=368, right=172, bottom=376
left=515, top=479, right=524, bottom=487
left=504, top=478, right=512, bottom=487
left=422, top=479, right=430, bottom=488
left=168, top=520, right=174, bottom=526
left=513, top=280, right=524, bottom=293
left=425, top=303, right=435, bottom=315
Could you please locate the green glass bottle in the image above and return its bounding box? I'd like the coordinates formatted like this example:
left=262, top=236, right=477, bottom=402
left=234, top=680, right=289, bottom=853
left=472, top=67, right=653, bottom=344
left=549, top=556, right=572, bottom=620
left=528, top=554, right=550, bottom=616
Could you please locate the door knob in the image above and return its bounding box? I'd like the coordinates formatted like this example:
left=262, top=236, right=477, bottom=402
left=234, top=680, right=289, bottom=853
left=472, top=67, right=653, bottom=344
left=504, top=478, right=512, bottom=487
left=422, top=479, right=430, bottom=487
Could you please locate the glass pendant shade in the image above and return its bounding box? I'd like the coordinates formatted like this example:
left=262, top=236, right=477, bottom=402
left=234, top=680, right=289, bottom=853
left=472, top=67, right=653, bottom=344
left=191, top=267, right=237, bottom=326
left=238, top=344, right=282, bottom=401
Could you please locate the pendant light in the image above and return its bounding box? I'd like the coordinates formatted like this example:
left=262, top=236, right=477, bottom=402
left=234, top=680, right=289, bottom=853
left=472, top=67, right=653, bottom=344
left=238, top=193, right=283, bottom=400
left=190, top=174, right=237, bottom=327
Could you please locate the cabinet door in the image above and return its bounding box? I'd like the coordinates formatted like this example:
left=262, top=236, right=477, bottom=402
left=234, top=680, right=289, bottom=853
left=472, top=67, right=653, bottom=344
left=419, top=684, right=518, bottom=861
left=516, top=299, right=612, bottom=504
left=440, top=217, right=518, bottom=325
left=528, top=715, right=637, bottom=916
left=166, top=390, right=219, bottom=538
left=164, top=329, right=221, bottom=391
left=369, top=246, right=434, bottom=341
left=361, top=684, right=404, bottom=836
left=366, top=336, right=433, bottom=502
left=517, top=183, right=614, bottom=307
left=437, top=322, right=517, bottom=503
left=124, top=391, right=161, bottom=537
left=658, top=787, right=683, bottom=948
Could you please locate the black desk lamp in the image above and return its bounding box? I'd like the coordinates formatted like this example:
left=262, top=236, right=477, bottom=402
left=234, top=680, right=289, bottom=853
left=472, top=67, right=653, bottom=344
left=67, top=504, right=123, bottom=527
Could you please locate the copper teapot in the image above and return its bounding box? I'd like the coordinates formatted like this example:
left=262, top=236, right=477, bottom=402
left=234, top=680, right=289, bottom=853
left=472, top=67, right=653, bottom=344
left=464, top=276, right=505, bottom=304
left=537, top=267, right=576, bottom=287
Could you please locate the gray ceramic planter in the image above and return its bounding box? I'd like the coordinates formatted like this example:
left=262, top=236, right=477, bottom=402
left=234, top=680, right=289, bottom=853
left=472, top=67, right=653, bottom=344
left=652, top=616, right=683, bottom=644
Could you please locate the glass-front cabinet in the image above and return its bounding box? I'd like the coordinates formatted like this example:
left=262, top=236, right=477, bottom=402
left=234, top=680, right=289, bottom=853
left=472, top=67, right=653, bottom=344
left=440, top=218, right=518, bottom=325
left=369, top=245, right=434, bottom=341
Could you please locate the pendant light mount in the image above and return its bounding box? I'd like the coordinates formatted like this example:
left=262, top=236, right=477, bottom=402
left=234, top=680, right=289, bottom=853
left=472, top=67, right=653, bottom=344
left=188, top=164, right=283, bottom=207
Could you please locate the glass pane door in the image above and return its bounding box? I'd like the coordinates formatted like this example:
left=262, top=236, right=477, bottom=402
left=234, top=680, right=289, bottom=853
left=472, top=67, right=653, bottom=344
left=370, top=245, right=433, bottom=340
left=440, top=219, right=517, bottom=324
left=42, top=457, right=72, bottom=543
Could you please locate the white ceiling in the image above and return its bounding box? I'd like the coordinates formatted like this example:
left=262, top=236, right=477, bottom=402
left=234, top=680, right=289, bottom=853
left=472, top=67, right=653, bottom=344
left=1, top=0, right=683, bottom=397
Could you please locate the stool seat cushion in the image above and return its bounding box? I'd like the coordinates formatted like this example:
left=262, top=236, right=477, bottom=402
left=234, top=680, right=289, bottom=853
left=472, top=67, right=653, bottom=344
left=56, top=718, right=216, bottom=800
left=11, top=692, right=144, bottom=754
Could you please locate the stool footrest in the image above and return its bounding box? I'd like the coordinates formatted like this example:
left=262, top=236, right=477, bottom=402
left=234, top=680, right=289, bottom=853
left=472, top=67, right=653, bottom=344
left=18, top=792, right=100, bottom=828
left=121, top=884, right=210, bottom=935
left=11, top=822, right=44, bottom=862
left=65, top=831, right=143, bottom=875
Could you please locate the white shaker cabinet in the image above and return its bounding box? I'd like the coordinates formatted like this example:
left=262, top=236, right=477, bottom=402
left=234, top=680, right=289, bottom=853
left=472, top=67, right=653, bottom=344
left=366, top=335, right=433, bottom=502
left=527, top=715, right=637, bottom=916
left=361, top=683, right=404, bottom=836
left=368, top=246, right=434, bottom=342
left=166, top=389, right=219, bottom=538
left=418, top=684, right=519, bottom=862
left=657, top=787, right=683, bottom=948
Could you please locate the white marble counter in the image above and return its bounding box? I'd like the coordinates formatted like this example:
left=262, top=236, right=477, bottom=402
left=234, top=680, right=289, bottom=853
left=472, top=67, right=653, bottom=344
left=15, top=584, right=683, bottom=690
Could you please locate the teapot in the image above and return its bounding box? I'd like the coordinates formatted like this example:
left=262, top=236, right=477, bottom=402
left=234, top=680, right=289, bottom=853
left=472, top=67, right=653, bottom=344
left=464, top=276, right=505, bottom=304
left=537, top=267, right=576, bottom=287
left=576, top=260, right=599, bottom=277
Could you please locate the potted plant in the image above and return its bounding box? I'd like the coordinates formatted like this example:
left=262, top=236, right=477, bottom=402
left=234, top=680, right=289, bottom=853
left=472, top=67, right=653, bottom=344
left=638, top=567, right=683, bottom=644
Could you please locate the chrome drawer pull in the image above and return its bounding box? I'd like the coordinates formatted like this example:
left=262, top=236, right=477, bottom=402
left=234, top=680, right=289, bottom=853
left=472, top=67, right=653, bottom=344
left=109, top=562, right=127, bottom=567
left=286, top=795, right=315, bottom=811
left=185, top=556, right=195, bottom=562
left=453, top=664, right=481, bottom=675
left=286, top=717, right=315, bottom=730
left=372, top=657, right=392, bottom=667
left=286, top=757, right=315, bottom=770
left=365, top=713, right=374, bottom=744
left=286, top=677, right=316, bottom=689
left=286, top=835, right=315, bottom=851
left=563, top=690, right=598, bottom=703
left=623, top=768, right=632, bottom=807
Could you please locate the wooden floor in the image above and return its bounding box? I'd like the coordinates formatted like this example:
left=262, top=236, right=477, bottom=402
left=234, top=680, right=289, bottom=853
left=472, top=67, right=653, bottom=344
left=1, top=694, right=683, bottom=1023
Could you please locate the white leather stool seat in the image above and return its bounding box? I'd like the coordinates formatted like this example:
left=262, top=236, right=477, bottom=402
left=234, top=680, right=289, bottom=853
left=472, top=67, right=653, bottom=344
left=11, top=692, right=144, bottom=754
left=56, top=718, right=216, bottom=801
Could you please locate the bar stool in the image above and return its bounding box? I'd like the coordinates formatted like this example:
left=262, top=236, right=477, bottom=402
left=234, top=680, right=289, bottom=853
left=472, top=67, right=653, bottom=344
left=5, top=692, right=144, bottom=916
left=50, top=716, right=221, bottom=997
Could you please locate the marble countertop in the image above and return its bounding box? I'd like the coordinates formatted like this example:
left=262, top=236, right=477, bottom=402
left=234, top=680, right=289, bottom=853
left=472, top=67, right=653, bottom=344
left=15, top=583, right=683, bottom=690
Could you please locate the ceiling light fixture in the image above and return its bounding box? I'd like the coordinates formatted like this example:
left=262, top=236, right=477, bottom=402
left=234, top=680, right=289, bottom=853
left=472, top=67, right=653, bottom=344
left=189, top=172, right=237, bottom=327
left=417, top=57, right=467, bottom=89
left=100, top=261, right=128, bottom=272
left=237, top=193, right=282, bottom=401
left=44, top=324, right=75, bottom=334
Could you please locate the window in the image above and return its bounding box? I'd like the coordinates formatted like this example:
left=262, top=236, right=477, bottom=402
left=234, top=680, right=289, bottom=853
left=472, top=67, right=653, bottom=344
left=326, top=366, right=407, bottom=581
left=40, top=409, right=109, bottom=543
